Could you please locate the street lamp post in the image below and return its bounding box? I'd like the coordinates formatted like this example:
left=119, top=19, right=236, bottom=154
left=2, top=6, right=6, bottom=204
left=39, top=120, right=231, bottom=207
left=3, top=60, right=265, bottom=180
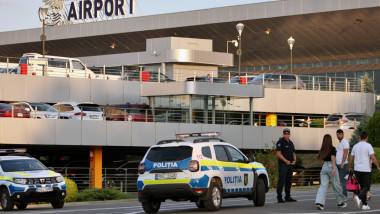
left=226, top=40, right=238, bottom=53
left=236, top=23, right=244, bottom=77
left=40, top=6, right=48, bottom=76
left=287, top=36, right=295, bottom=74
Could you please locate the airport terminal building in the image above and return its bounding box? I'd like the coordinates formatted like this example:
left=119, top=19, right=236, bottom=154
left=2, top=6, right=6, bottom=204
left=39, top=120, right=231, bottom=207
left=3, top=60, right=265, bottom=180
left=0, top=0, right=378, bottom=189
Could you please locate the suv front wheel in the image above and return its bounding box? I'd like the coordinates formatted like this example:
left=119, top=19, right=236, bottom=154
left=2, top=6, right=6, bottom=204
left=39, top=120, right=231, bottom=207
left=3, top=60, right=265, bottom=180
left=0, top=188, right=14, bottom=211
left=204, top=182, right=222, bottom=211
left=142, top=201, right=161, bottom=213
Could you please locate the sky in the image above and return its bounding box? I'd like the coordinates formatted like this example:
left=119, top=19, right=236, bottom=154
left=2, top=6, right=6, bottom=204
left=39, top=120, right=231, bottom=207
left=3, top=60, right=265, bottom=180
left=0, top=0, right=274, bottom=32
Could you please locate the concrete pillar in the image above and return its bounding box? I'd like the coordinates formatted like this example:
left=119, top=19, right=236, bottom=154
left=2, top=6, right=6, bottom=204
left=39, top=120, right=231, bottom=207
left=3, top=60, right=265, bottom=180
left=204, top=96, right=208, bottom=124
left=90, top=146, right=102, bottom=188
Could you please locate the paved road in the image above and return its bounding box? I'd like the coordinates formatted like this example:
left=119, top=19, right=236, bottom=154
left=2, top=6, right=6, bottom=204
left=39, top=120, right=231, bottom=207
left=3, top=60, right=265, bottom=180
left=9, top=186, right=380, bottom=214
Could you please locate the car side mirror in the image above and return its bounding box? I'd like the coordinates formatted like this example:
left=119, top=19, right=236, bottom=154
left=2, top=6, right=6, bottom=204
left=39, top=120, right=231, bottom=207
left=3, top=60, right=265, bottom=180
left=248, top=156, right=255, bottom=162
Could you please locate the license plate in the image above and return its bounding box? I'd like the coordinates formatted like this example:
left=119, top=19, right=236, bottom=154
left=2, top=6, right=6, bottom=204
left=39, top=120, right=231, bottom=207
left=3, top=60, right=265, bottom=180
left=17, top=113, right=23, bottom=117
left=90, top=115, right=99, bottom=119
left=155, top=173, right=176, bottom=180
left=36, top=187, right=53, bottom=192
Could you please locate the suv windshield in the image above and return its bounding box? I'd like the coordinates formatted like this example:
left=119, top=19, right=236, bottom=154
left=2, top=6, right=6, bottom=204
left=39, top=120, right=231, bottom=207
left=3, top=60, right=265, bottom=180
left=30, top=103, right=57, bottom=112
left=146, top=146, right=193, bottom=162
left=0, top=159, right=48, bottom=172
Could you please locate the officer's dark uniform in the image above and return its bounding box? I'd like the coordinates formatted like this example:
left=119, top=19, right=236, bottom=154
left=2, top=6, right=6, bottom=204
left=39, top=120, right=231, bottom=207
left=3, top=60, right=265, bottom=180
left=276, top=136, right=296, bottom=201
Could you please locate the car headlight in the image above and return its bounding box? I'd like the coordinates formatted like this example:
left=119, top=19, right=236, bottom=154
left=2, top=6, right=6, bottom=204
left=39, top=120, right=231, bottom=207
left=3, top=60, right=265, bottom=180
left=14, top=178, right=27, bottom=185
left=56, top=176, right=64, bottom=183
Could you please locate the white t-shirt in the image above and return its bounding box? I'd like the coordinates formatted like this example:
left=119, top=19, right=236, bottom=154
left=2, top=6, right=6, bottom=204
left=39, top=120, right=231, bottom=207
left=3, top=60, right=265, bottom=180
left=351, top=141, right=375, bottom=172
left=336, top=138, right=350, bottom=165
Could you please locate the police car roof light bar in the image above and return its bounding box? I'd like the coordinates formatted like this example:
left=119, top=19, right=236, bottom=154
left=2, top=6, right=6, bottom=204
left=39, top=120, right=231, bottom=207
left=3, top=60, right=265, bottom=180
left=0, top=148, right=27, bottom=153
left=176, top=132, right=221, bottom=139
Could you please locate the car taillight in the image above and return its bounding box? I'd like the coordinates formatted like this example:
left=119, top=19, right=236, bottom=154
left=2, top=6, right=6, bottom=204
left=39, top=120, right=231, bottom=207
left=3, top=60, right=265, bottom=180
left=4, top=111, right=12, bottom=117
left=138, top=163, right=146, bottom=174
left=340, top=120, right=348, bottom=124
left=74, top=112, right=87, bottom=116
left=188, top=160, right=199, bottom=172
left=127, top=115, right=133, bottom=121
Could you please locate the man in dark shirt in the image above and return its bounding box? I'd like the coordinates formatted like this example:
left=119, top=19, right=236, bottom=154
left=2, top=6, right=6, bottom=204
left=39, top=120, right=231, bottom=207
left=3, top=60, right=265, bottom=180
left=276, top=128, right=297, bottom=203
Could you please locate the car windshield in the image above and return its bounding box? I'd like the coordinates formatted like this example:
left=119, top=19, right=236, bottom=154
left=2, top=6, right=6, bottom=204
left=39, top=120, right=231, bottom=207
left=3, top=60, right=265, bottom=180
left=0, top=159, right=48, bottom=172
left=30, top=103, right=57, bottom=112
left=146, top=146, right=193, bottom=162
left=327, top=115, right=342, bottom=121
left=77, top=104, right=102, bottom=112
left=346, top=115, right=363, bottom=121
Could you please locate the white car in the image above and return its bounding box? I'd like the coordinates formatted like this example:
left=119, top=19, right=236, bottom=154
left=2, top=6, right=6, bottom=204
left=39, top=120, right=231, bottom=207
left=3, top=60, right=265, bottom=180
left=0, top=149, right=66, bottom=211
left=12, top=102, right=70, bottom=119
left=325, top=113, right=363, bottom=129
left=52, top=102, right=103, bottom=120
left=137, top=132, right=269, bottom=213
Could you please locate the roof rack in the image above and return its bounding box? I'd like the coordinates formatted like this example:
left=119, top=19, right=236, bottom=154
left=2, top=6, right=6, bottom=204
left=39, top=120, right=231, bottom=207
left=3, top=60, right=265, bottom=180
left=157, top=139, right=185, bottom=145
left=193, top=138, right=225, bottom=143
left=175, top=132, right=221, bottom=140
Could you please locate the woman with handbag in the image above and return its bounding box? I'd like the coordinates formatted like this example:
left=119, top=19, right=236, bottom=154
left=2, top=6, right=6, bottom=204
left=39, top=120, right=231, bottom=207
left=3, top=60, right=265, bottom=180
left=315, top=134, right=347, bottom=210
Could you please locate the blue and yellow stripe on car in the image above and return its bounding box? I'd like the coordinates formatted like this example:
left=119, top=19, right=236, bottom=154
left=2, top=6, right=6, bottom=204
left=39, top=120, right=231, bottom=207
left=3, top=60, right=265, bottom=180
left=199, top=160, right=265, bottom=171
left=0, top=176, right=13, bottom=182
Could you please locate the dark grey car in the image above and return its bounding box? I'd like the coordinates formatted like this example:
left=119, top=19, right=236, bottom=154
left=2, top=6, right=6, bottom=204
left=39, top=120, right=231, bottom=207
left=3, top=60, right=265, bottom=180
left=250, top=73, right=305, bottom=89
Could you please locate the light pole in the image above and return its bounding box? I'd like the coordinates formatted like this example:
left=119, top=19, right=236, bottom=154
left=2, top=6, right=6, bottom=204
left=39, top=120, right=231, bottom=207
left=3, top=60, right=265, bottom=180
left=226, top=40, right=238, bottom=53
left=287, top=36, right=295, bottom=74
left=40, top=6, right=48, bottom=76
left=236, top=23, right=244, bottom=77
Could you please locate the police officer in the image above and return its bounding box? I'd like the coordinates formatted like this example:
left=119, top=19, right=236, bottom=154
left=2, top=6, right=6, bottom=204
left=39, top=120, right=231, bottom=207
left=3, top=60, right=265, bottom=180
left=276, top=128, right=297, bottom=203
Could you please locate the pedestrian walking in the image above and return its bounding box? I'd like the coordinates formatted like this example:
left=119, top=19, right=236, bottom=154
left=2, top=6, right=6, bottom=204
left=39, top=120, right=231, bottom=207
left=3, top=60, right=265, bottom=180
left=315, top=134, right=347, bottom=210
left=348, top=131, right=380, bottom=210
left=336, top=129, right=349, bottom=197
left=276, top=128, right=297, bottom=203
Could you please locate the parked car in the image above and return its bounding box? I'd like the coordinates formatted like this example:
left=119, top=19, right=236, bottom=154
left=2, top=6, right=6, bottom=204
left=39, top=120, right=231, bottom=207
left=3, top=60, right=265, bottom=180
left=53, top=102, right=103, bottom=120
left=101, top=104, right=153, bottom=122
left=185, top=76, right=226, bottom=83
left=17, top=53, right=95, bottom=78
left=230, top=75, right=257, bottom=84
left=0, top=67, right=17, bottom=74
left=250, top=73, right=305, bottom=89
left=0, top=103, right=30, bottom=118
left=12, top=102, right=70, bottom=119
left=325, top=113, right=363, bottom=129
left=121, top=71, right=175, bottom=82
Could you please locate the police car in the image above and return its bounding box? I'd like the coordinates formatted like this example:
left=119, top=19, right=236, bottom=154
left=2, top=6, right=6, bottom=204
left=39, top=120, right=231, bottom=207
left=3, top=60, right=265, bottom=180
left=137, top=132, right=269, bottom=213
left=0, top=149, right=66, bottom=211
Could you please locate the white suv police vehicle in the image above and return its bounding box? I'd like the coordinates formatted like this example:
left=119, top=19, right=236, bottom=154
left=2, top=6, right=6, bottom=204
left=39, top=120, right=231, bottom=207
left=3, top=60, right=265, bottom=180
left=0, top=150, right=66, bottom=211
left=137, top=132, right=269, bottom=213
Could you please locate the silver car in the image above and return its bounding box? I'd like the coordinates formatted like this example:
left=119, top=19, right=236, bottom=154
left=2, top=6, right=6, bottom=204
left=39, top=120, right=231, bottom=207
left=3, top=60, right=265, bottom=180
left=250, top=73, right=305, bottom=89
left=325, top=113, right=363, bottom=129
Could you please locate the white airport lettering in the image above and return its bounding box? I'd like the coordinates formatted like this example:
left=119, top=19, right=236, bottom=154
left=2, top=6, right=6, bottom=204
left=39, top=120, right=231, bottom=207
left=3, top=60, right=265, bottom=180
left=153, top=162, right=178, bottom=168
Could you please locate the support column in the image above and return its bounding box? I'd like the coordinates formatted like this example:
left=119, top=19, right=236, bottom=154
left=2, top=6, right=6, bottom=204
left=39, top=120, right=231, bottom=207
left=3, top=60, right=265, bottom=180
left=189, top=95, right=193, bottom=123
left=249, top=97, right=253, bottom=126
left=149, top=97, right=155, bottom=121
left=90, top=146, right=102, bottom=188
left=204, top=96, right=208, bottom=124
left=212, top=97, right=216, bottom=124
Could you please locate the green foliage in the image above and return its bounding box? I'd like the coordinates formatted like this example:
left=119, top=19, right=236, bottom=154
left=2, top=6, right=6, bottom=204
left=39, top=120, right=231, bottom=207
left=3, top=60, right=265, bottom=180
left=253, top=142, right=278, bottom=189
left=76, top=188, right=133, bottom=202
left=371, top=148, right=380, bottom=183
left=310, top=118, right=324, bottom=128
left=360, top=72, right=375, bottom=93
left=349, top=114, right=370, bottom=147
left=64, top=177, right=78, bottom=202
left=366, top=113, right=380, bottom=147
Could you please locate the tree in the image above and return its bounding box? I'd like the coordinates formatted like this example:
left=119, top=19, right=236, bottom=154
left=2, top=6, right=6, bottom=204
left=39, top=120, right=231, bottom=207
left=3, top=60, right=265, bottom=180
left=349, top=114, right=370, bottom=147
left=366, top=112, right=380, bottom=147
left=360, top=72, right=375, bottom=93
